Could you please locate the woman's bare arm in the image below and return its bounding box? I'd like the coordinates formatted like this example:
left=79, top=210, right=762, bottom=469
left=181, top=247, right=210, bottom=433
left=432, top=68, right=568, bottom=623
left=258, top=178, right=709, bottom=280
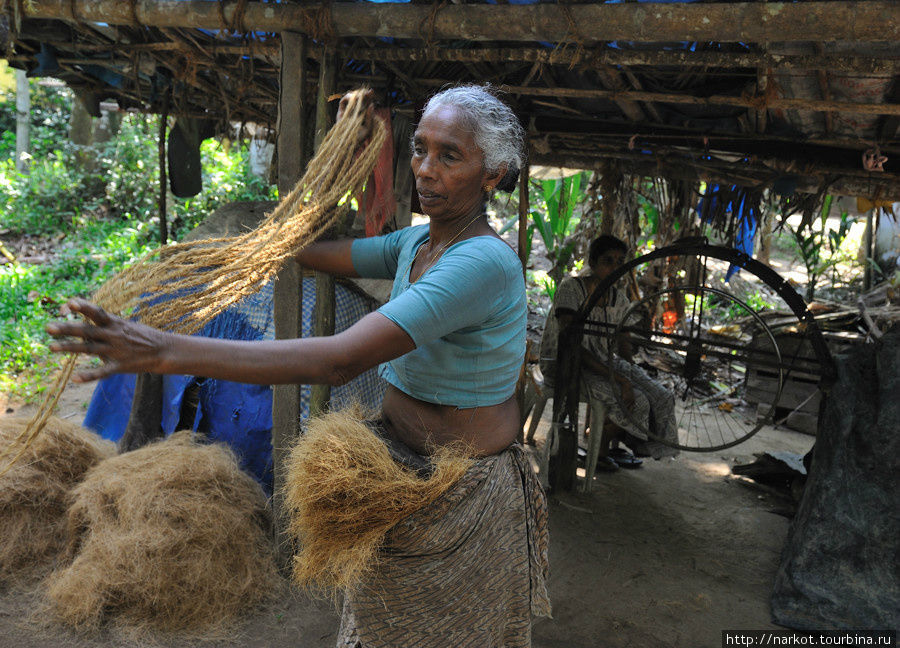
left=294, top=238, right=359, bottom=276
left=47, top=298, right=414, bottom=385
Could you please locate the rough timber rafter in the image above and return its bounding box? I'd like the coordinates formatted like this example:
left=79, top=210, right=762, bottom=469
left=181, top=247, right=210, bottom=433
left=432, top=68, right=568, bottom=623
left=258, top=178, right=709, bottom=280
left=21, top=1, right=900, bottom=44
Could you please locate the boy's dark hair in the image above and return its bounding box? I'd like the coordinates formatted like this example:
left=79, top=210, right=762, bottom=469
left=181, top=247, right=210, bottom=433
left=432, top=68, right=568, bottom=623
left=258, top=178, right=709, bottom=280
left=588, top=235, right=628, bottom=267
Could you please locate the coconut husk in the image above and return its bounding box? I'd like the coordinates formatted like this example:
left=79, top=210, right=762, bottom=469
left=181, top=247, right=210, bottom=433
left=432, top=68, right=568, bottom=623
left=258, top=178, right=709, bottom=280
left=43, top=431, right=279, bottom=637
left=284, top=410, right=473, bottom=596
left=0, top=416, right=114, bottom=584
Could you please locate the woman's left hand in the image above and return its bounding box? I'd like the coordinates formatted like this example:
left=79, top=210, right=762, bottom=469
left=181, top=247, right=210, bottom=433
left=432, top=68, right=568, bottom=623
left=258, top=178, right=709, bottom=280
left=45, top=298, right=168, bottom=382
left=336, top=88, right=376, bottom=144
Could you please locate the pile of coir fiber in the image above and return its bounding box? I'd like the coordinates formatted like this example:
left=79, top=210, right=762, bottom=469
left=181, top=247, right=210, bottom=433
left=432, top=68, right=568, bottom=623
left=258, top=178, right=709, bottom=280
left=0, top=416, right=114, bottom=584
left=44, top=431, right=279, bottom=636
left=284, top=410, right=473, bottom=596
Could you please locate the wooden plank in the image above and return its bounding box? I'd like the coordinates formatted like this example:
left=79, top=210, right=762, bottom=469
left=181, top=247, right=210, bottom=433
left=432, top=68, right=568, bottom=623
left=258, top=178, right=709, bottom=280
left=345, top=47, right=900, bottom=75
left=25, top=1, right=900, bottom=44
left=272, top=31, right=305, bottom=571
left=784, top=411, right=818, bottom=436
left=745, top=376, right=821, bottom=413
left=450, top=82, right=900, bottom=118
left=517, top=159, right=529, bottom=274
left=532, top=150, right=900, bottom=201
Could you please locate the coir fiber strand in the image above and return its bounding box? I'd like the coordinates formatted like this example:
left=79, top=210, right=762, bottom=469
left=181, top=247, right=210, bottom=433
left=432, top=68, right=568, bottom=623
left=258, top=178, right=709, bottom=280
left=284, top=409, right=473, bottom=597
left=0, top=416, right=114, bottom=583
left=43, top=431, right=279, bottom=637
left=0, top=89, right=384, bottom=478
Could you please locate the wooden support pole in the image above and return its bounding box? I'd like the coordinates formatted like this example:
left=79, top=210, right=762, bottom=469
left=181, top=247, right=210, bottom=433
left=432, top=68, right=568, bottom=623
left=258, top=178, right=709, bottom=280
left=14, top=69, right=30, bottom=173
left=863, top=209, right=875, bottom=291
left=272, top=30, right=306, bottom=570
left=517, top=159, right=530, bottom=274
left=157, top=90, right=169, bottom=245
left=309, top=45, right=337, bottom=418
left=23, top=1, right=900, bottom=44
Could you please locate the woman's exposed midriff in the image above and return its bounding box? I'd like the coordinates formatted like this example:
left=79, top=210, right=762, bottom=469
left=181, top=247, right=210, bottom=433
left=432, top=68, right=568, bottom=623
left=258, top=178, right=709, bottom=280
left=380, top=385, right=520, bottom=457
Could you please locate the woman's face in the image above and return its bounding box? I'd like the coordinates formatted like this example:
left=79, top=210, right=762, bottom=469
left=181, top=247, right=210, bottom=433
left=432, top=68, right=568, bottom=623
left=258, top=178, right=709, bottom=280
left=411, top=105, right=502, bottom=222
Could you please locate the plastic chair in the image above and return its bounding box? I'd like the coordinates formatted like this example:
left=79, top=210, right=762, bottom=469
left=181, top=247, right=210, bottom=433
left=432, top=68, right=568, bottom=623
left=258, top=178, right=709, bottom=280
left=522, top=364, right=609, bottom=493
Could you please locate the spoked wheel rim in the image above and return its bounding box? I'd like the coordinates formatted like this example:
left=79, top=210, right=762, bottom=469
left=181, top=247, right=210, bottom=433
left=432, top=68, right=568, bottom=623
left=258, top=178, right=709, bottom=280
left=601, top=285, right=783, bottom=451
left=561, top=239, right=834, bottom=453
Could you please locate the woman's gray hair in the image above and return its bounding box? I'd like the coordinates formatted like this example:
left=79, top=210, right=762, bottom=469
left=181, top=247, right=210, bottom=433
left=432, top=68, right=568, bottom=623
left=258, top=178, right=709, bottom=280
left=420, top=85, right=526, bottom=178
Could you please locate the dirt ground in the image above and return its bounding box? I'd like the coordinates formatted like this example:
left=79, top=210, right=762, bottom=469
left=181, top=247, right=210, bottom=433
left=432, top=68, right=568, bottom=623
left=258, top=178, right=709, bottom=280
left=0, top=372, right=814, bottom=648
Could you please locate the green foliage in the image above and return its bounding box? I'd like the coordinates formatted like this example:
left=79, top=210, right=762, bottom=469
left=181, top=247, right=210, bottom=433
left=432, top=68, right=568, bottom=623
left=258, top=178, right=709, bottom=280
left=785, top=195, right=856, bottom=301
left=526, top=171, right=588, bottom=292
left=0, top=221, right=155, bottom=399
left=0, top=61, right=14, bottom=93
left=0, top=81, right=275, bottom=401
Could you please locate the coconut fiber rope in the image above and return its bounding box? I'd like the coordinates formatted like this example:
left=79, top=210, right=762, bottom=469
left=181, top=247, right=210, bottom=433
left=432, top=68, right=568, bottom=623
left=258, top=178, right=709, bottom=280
left=0, top=89, right=386, bottom=478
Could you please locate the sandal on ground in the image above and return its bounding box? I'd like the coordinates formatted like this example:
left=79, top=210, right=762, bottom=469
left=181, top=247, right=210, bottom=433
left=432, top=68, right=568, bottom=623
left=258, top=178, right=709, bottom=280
left=594, top=456, right=619, bottom=472
left=609, top=447, right=643, bottom=469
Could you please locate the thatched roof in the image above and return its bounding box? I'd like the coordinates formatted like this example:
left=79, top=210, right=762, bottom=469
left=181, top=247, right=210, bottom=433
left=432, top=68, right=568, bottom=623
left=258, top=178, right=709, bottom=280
left=3, top=0, right=899, bottom=198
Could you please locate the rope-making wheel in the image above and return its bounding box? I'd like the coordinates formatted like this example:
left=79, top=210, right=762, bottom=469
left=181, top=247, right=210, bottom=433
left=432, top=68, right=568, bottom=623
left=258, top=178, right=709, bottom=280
left=564, top=238, right=834, bottom=453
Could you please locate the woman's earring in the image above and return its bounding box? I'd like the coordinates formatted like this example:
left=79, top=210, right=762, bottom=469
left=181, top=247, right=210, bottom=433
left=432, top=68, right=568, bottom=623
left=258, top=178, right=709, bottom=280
left=482, top=184, right=493, bottom=193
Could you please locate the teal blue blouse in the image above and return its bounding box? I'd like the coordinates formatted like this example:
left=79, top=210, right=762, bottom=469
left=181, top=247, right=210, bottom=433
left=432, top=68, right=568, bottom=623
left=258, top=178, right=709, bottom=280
left=351, top=224, right=526, bottom=407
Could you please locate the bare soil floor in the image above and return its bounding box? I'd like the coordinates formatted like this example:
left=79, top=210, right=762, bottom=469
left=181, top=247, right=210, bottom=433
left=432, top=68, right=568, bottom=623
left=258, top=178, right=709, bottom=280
left=0, top=374, right=814, bottom=648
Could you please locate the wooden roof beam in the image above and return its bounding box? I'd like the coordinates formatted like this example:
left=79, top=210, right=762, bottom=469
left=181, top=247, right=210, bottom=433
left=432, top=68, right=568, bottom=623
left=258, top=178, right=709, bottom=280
left=532, top=151, right=900, bottom=200
left=343, top=47, right=899, bottom=75
left=21, top=1, right=899, bottom=44
left=423, top=82, right=900, bottom=117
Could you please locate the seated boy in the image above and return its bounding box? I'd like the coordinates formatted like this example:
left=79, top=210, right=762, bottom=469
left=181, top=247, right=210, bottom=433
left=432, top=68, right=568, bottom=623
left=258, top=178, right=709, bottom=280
left=539, top=235, right=678, bottom=470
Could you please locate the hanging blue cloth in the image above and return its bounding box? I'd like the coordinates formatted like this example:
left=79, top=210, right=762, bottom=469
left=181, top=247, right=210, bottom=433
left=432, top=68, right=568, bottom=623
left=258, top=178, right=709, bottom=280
left=697, top=184, right=759, bottom=281
left=726, top=195, right=758, bottom=280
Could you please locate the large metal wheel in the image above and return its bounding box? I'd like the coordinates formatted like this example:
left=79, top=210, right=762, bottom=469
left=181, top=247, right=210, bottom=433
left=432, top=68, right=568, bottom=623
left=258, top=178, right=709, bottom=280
left=565, top=239, right=834, bottom=453
left=601, top=285, right=782, bottom=451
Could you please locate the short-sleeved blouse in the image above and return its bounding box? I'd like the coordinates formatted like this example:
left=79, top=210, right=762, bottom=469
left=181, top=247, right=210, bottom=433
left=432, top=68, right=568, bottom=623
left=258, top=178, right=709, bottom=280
left=351, top=224, right=526, bottom=407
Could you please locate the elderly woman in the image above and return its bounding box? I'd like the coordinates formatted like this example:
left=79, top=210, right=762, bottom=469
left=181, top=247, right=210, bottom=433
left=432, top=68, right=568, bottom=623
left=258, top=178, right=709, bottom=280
left=48, top=85, right=550, bottom=647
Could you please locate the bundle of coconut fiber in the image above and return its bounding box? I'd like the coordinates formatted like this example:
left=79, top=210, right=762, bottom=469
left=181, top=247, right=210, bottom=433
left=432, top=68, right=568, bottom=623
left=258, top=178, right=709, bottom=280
left=0, top=416, right=114, bottom=584
left=44, top=431, right=279, bottom=636
left=284, top=409, right=472, bottom=596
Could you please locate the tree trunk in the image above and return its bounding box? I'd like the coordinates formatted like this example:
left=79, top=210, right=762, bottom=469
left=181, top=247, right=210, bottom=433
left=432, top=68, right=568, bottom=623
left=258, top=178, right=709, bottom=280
left=15, top=70, right=29, bottom=172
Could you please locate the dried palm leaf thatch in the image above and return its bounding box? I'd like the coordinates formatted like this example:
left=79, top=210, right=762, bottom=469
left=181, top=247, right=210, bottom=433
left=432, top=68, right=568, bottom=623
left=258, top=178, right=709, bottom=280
left=284, top=409, right=473, bottom=596
left=0, top=416, right=114, bottom=583
left=0, top=88, right=383, bottom=479
left=44, top=431, right=279, bottom=637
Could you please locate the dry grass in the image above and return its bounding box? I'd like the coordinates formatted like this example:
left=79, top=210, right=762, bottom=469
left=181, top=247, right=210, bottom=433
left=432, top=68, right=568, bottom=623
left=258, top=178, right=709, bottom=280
left=0, top=416, right=114, bottom=584
left=284, top=410, right=473, bottom=596
left=43, top=432, right=280, bottom=638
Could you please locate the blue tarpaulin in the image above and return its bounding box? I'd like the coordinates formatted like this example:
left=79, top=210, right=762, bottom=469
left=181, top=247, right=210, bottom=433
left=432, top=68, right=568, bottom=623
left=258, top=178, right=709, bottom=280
left=84, top=278, right=386, bottom=493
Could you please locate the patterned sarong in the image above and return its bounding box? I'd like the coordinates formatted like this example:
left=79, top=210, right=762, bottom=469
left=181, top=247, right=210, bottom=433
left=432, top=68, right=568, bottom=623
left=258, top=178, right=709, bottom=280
left=337, top=445, right=551, bottom=648
left=581, top=356, right=679, bottom=459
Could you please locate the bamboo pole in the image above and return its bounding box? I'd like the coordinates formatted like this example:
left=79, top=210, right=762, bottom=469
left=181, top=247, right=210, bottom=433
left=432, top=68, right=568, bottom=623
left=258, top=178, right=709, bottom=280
left=22, top=1, right=900, bottom=44
left=272, top=31, right=306, bottom=571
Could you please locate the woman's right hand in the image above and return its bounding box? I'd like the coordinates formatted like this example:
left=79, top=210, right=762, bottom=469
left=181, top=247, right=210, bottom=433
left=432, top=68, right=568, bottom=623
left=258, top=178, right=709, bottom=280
left=336, top=88, right=376, bottom=144
left=45, top=298, right=168, bottom=382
